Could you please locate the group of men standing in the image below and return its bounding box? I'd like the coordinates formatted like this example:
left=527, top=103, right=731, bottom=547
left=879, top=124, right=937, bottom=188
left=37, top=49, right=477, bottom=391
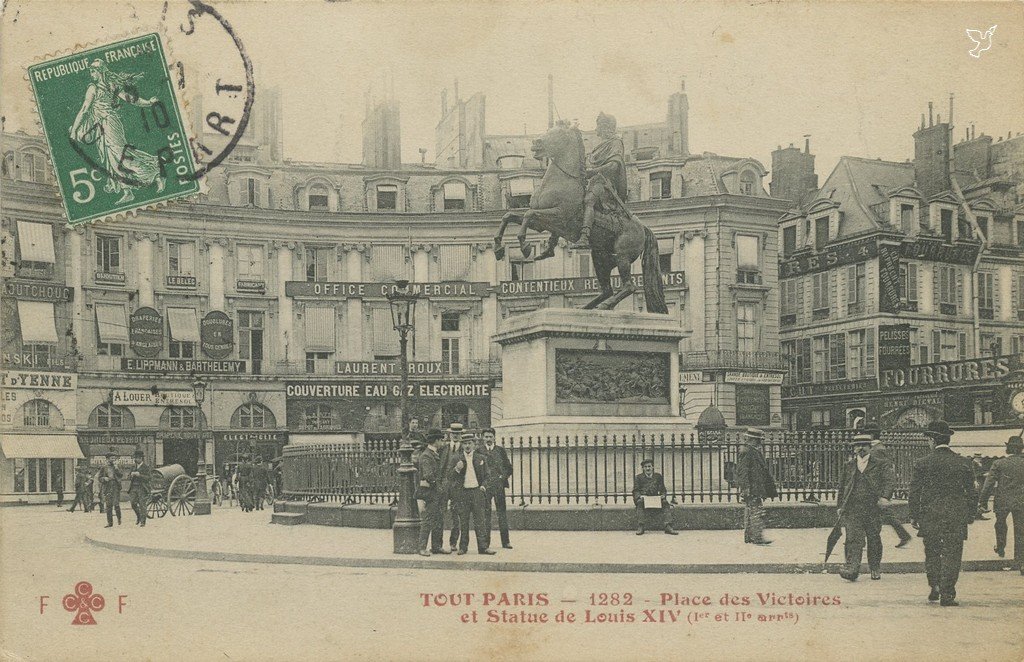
left=67, top=449, right=151, bottom=527
left=234, top=457, right=271, bottom=512
left=413, top=425, right=513, bottom=557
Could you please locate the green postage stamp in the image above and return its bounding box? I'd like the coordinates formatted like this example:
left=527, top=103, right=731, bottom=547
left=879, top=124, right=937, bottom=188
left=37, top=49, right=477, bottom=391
left=28, top=33, right=199, bottom=225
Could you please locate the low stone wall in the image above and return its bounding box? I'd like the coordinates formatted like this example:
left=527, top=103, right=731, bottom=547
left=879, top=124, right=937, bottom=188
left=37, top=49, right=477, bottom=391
left=274, top=500, right=911, bottom=531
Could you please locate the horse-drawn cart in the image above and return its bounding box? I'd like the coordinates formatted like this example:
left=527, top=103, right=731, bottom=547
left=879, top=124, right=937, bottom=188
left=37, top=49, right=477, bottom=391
left=146, top=464, right=199, bottom=518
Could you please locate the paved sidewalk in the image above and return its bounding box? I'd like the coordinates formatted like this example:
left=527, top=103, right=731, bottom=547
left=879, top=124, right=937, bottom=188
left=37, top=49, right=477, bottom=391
left=82, top=507, right=1023, bottom=575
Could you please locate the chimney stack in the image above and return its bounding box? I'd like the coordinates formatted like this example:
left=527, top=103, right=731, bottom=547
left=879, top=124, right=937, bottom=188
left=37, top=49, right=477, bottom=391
left=547, top=74, right=554, bottom=129
left=928, top=102, right=934, bottom=127
left=771, top=138, right=818, bottom=204
left=804, top=135, right=811, bottom=154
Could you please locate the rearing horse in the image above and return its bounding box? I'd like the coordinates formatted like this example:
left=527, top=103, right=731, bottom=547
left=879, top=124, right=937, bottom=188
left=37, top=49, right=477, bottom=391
left=493, top=123, right=667, bottom=313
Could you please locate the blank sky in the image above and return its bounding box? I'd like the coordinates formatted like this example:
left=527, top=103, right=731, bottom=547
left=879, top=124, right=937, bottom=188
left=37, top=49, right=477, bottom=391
left=2, top=1, right=1022, bottom=178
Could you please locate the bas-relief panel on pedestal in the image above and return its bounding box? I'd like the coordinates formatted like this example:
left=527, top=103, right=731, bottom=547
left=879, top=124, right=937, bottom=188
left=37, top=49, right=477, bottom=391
left=554, top=349, right=670, bottom=404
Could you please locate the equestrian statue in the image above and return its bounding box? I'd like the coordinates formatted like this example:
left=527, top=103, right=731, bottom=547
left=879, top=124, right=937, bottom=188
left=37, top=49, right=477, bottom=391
left=492, top=113, right=668, bottom=313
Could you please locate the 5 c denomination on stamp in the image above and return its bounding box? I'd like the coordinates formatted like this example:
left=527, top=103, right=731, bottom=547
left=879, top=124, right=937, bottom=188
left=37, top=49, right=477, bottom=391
left=28, top=33, right=200, bottom=225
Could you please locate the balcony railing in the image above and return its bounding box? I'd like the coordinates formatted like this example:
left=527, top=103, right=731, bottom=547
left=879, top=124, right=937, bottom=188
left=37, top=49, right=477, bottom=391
left=680, top=350, right=789, bottom=371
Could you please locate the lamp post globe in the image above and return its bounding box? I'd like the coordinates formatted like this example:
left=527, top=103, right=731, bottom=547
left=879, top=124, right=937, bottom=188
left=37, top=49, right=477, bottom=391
left=192, top=376, right=212, bottom=516
left=386, top=280, right=421, bottom=553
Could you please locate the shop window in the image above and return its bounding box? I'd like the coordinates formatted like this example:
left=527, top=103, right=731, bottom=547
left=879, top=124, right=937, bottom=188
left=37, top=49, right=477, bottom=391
left=305, top=351, right=331, bottom=374
left=96, top=235, right=122, bottom=274
left=303, top=404, right=332, bottom=430
left=376, top=184, right=398, bottom=211
left=13, top=458, right=57, bottom=494
left=23, top=399, right=52, bottom=427
left=443, top=181, right=467, bottom=210
left=308, top=185, right=329, bottom=211
left=650, top=172, right=672, bottom=199
left=168, top=407, right=198, bottom=429
left=846, top=263, right=866, bottom=314
left=810, top=409, right=831, bottom=428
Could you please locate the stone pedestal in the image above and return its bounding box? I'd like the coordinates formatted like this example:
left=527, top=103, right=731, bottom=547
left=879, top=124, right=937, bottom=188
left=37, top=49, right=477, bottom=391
left=492, top=308, right=691, bottom=439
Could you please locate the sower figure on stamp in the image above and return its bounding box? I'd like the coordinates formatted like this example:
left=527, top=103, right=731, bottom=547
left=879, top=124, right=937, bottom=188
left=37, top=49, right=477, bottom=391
left=571, top=112, right=627, bottom=250
left=632, top=459, right=678, bottom=536
left=862, top=422, right=913, bottom=548
left=451, top=431, right=496, bottom=555
left=99, top=453, right=123, bottom=528
left=415, top=430, right=447, bottom=557
left=481, top=428, right=514, bottom=550
left=909, top=421, right=978, bottom=606
left=126, top=449, right=151, bottom=527
left=979, top=435, right=1024, bottom=575
left=837, top=434, right=896, bottom=581
left=735, top=428, right=778, bottom=545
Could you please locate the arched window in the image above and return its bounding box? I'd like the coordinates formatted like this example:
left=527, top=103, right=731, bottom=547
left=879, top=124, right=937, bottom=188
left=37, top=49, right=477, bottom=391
left=168, top=407, right=198, bottom=429
left=739, top=170, right=757, bottom=196
left=92, top=403, right=134, bottom=429
left=376, top=184, right=398, bottom=211
left=23, top=399, right=52, bottom=427
left=443, top=181, right=467, bottom=210
left=308, top=184, right=329, bottom=211
left=303, top=404, right=332, bottom=430
left=234, top=403, right=276, bottom=429
left=1, top=152, right=14, bottom=179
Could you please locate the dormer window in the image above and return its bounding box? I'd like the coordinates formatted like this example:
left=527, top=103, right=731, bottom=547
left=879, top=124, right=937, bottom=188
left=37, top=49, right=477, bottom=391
left=739, top=170, right=756, bottom=196
left=443, top=181, right=467, bottom=210
left=497, top=155, right=525, bottom=170
left=814, top=216, right=830, bottom=251
left=650, top=171, right=672, bottom=199
left=940, top=208, right=954, bottom=242
left=900, top=204, right=915, bottom=234
left=376, top=184, right=397, bottom=211
left=308, top=184, right=329, bottom=211
left=976, top=216, right=989, bottom=241
left=782, top=224, right=797, bottom=257
left=508, top=177, right=535, bottom=208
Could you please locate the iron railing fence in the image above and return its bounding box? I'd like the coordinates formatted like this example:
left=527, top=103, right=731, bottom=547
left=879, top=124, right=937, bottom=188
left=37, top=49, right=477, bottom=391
left=280, top=429, right=931, bottom=505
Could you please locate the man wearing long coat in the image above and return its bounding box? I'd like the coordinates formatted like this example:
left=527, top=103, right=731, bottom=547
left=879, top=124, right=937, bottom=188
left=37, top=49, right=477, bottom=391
left=980, top=435, right=1024, bottom=574
left=734, top=428, right=778, bottom=545
left=909, top=421, right=978, bottom=606
left=126, top=450, right=151, bottom=527
left=837, top=434, right=896, bottom=581
left=415, top=430, right=447, bottom=556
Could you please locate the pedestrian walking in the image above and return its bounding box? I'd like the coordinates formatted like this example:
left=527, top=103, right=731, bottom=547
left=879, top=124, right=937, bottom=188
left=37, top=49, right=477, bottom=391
left=863, top=423, right=913, bottom=548
left=979, top=435, right=1024, bottom=575
left=67, top=465, right=89, bottom=512
left=54, top=470, right=64, bottom=508
left=632, top=458, right=678, bottom=535
left=451, top=431, right=495, bottom=555
left=734, top=428, right=777, bottom=545
left=481, top=428, right=514, bottom=549
left=126, top=450, right=151, bottom=527
left=253, top=456, right=268, bottom=511
left=99, top=453, right=123, bottom=528
left=415, top=430, right=447, bottom=557
left=239, top=458, right=255, bottom=512
left=435, top=424, right=463, bottom=552
left=908, top=421, right=978, bottom=606
left=837, top=434, right=895, bottom=581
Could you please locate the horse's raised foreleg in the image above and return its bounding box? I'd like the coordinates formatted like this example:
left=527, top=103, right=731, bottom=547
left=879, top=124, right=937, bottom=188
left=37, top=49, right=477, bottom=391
left=596, top=253, right=637, bottom=310
left=583, top=250, right=614, bottom=309
left=493, top=211, right=522, bottom=261
left=520, top=207, right=567, bottom=261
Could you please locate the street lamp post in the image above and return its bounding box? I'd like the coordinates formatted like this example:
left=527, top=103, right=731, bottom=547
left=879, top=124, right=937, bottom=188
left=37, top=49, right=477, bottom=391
left=387, top=279, right=421, bottom=553
left=192, top=377, right=212, bottom=516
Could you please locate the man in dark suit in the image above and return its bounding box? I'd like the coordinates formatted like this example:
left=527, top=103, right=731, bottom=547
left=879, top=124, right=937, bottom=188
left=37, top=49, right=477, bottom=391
left=837, top=434, right=896, bottom=581
left=451, top=431, right=496, bottom=555
left=99, top=453, right=123, bottom=528
left=863, top=422, right=913, bottom=548
left=126, top=450, right=152, bottom=527
left=435, top=424, right=463, bottom=552
left=632, top=459, right=678, bottom=535
left=414, top=430, right=447, bottom=557
left=980, top=435, right=1024, bottom=574
left=735, top=428, right=778, bottom=545
left=481, top=428, right=513, bottom=550
left=67, top=464, right=90, bottom=513
left=252, top=456, right=268, bottom=511
left=909, top=421, right=978, bottom=606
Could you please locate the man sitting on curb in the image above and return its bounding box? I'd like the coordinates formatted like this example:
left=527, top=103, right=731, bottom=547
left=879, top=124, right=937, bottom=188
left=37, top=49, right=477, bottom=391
left=632, top=459, right=678, bottom=535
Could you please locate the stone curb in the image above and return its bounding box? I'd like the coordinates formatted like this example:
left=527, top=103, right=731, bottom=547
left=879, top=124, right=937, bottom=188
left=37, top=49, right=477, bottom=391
left=84, top=534, right=1019, bottom=575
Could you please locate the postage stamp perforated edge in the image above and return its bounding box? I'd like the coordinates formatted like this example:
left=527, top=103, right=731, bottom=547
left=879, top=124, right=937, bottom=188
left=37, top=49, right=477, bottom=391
left=23, top=26, right=207, bottom=229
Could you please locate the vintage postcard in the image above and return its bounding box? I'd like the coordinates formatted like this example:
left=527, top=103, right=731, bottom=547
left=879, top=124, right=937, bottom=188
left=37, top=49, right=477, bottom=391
left=1, top=1, right=1023, bottom=660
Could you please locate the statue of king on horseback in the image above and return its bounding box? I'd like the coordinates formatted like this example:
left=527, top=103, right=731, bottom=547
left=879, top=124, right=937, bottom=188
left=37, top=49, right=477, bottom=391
left=492, top=114, right=668, bottom=314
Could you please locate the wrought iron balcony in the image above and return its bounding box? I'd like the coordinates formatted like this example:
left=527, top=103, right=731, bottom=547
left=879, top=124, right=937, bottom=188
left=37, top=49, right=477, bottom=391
left=680, top=350, right=789, bottom=371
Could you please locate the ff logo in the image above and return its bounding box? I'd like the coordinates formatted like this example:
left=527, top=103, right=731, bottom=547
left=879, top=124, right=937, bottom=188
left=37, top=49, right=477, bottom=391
left=39, top=581, right=128, bottom=624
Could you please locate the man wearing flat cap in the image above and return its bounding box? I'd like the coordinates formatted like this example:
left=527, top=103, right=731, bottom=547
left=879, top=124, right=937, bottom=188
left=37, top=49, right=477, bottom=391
left=837, top=434, right=895, bottom=581
left=979, top=435, right=1024, bottom=575
left=632, top=459, right=678, bottom=535
left=735, top=428, right=778, bottom=545
left=414, top=430, right=448, bottom=557
left=909, top=421, right=978, bottom=606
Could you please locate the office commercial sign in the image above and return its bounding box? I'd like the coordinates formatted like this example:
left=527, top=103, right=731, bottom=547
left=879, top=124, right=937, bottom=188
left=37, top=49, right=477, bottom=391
left=285, top=281, right=489, bottom=299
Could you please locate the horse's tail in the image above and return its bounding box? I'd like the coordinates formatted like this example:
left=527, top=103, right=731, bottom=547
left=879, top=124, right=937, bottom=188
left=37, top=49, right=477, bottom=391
left=641, top=225, right=668, bottom=314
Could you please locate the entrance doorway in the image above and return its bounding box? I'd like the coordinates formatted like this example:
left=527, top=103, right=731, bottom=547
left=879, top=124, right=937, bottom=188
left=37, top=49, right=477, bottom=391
left=161, top=439, right=199, bottom=475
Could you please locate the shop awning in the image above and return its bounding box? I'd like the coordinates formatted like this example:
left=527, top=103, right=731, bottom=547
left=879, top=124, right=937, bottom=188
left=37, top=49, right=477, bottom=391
left=167, top=307, right=200, bottom=342
left=95, top=303, right=129, bottom=343
left=304, top=306, right=336, bottom=351
left=17, top=300, right=58, bottom=343
left=950, top=427, right=1023, bottom=457
left=16, top=221, right=55, bottom=263
left=0, top=434, right=84, bottom=459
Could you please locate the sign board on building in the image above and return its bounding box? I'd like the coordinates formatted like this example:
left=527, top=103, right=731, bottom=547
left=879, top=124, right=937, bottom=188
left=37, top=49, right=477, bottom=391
left=335, top=360, right=445, bottom=376
left=497, top=271, right=686, bottom=297
left=782, top=378, right=879, bottom=399
left=200, top=311, right=234, bottom=359
left=111, top=389, right=197, bottom=407
left=3, top=279, right=74, bottom=301
left=215, top=431, right=288, bottom=444
left=0, top=370, right=77, bottom=390
left=285, top=381, right=491, bottom=399
left=679, top=371, right=704, bottom=384
left=120, top=358, right=247, bottom=374
left=166, top=275, right=198, bottom=288
left=879, top=355, right=1014, bottom=391
left=724, top=371, right=785, bottom=385
left=878, top=323, right=912, bottom=373
left=877, top=243, right=902, bottom=314
left=129, top=307, right=163, bottom=357
left=285, top=281, right=489, bottom=299
left=236, top=279, right=266, bottom=294
left=779, top=237, right=878, bottom=278
left=899, top=238, right=980, bottom=265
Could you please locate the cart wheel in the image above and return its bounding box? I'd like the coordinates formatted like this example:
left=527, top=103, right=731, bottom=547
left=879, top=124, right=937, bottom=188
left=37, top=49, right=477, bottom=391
left=211, top=480, right=223, bottom=506
left=168, top=475, right=197, bottom=516
left=148, top=496, right=168, bottom=519
left=265, top=484, right=276, bottom=506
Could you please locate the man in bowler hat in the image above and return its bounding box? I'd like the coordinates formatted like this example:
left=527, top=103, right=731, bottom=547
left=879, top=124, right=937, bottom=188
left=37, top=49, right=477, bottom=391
left=735, top=428, right=778, bottom=545
left=414, top=430, right=448, bottom=557
left=980, top=435, right=1024, bottom=574
left=481, top=428, right=514, bottom=549
left=127, top=449, right=152, bottom=526
left=837, top=434, right=895, bottom=581
left=862, top=422, right=913, bottom=548
left=632, top=459, right=678, bottom=535
left=99, top=453, right=123, bottom=527
left=909, top=421, right=978, bottom=606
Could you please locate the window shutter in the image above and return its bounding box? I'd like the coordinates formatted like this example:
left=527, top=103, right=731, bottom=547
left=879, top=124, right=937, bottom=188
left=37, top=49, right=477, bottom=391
left=908, top=264, right=918, bottom=302
left=798, top=278, right=806, bottom=322
left=237, top=180, right=245, bottom=206
left=932, top=266, right=940, bottom=309
left=958, top=332, right=967, bottom=360
left=991, top=272, right=999, bottom=310
left=955, top=270, right=964, bottom=311
left=931, top=330, right=940, bottom=360
left=866, top=327, right=876, bottom=376
left=846, top=265, right=856, bottom=305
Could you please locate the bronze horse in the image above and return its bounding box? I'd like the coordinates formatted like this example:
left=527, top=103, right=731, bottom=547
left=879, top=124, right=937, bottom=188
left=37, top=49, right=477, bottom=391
left=492, top=123, right=667, bottom=313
